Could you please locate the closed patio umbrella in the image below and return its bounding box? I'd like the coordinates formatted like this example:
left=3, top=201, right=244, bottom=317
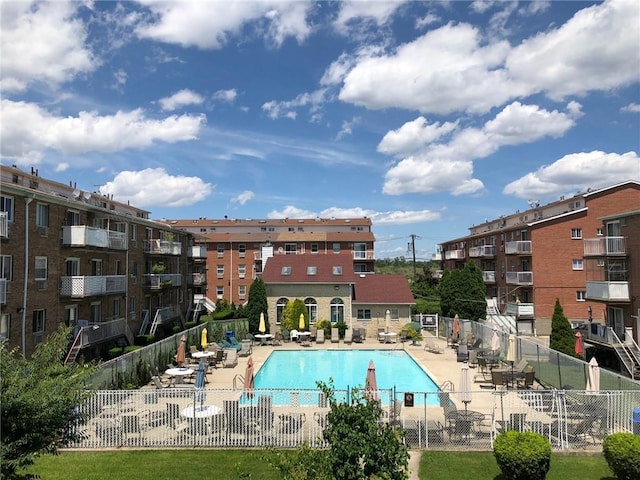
left=385, top=310, right=391, bottom=333
left=259, top=312, right=266, bottom=334
left=490, top=329, right=500, bottom=353
left=201, top=328, right=208, bottom=350
left=453, top=314, right=460, bottom=340
left=244, top=357, right=255, bottom=399
left=176, top=334, right=186, bottom=366
left=575, top=331, right=584, bottom=357
left=299, top=313, right=306, bottom=331
left=586, top=357, right=600, bottom=393
left=364, top=360, right=379, bottom=401
left=194, top=361, right=206, bottom=406
left=458, top=361, right=472, bottom=412
left=506, top=334, right=516, bottom=387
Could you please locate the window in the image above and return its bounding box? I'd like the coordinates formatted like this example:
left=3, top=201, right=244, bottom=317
left=281, top=266, right=291, bottom=275
left=65, top=258, right=80, bottom=276
left=129, top=297, right=136, bottom=316
left=64, top=305, right=77, bottom=327
left=238, top=264, right=246, bottom=278
left=332, top=265, right=342, bottom=275
left=576, top=291, right=586, bottom=301
left=311, top=243, right=318, bottom=253
left=36, top=203, right=49, bottom=227
left=0, top=195, right=14, bottom=221
left=217, top=244, right=225, bottom=257
left=330, top=298, right=345, bottom=323
left=305, top=297, right=317, bottom=324
left=115, top=260, right=123, bottom=275
left=572, top=259, right=584, bottom=270
left=216, top=285, right=224, bottom=298
left=34, top=256, right=47, bottom=280
left=0, top=314, right=10, bottom=339
left=90, top=303, right=101, bottom=323
left=353, top=243, right=367, bottom=259
left=307, top=266, right=317, bottom=275
left=238, top=285, right=246, bottom=299
left=113, top=298, right=121, bottom=317
left=276, top=297, right=289, bottom=324
left=131, top=261, right=138, bottom=277
left=571, top=228, right=582, bottom=239
left=90, top=259, right=102, bottom=276
left=130, top=225, right=137, bottom=241
left=596, top=228, right=603, bottom=236
left=32, top=309, right=46, bottom=333
left=357, top=309, right=372, bottom=320
left=389, top=308, right=399, bottom=320
left=66, top=210, right=80, bottom=226
left=332, top=243, right=340, bottom=253
left=285, top=243, right=297, bottom=254
left=1, top=255, right=12, bottom=280
left=238, top=244, right=246, bottom=258
left=217, top=265, right=224, bottom=278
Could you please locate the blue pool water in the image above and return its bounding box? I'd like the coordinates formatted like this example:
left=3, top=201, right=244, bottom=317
left=249, top=349, right=440, bottom=405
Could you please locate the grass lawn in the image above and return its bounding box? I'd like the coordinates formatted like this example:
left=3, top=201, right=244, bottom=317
left=30, top=450, right=614, bottom=480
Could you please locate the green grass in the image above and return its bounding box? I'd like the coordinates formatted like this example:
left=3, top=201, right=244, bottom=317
left=29, top=450, right=613, bottom=480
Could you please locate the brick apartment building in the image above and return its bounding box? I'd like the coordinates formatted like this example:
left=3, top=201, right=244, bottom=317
left=161, top=217, right=376, bottom=308
left=437, top=181, right=640, bottom=376
left=0, top=165, right=200, bottom=359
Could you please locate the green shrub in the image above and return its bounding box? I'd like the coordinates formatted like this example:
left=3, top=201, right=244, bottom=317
left=123, top=345, right=142, bottom=354
left=316, top=319, right=331, bottom=336
left=107, top=347, right=122, bottom=359
left=184, top=321, right=196, bottom=329
left=603, top=432, right=640, bottom=480
left=494, top=431, right=551, bottom=480
left=334, top=320, right=348, bottom=339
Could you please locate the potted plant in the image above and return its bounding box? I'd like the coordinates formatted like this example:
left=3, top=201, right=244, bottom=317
left=151, top=263, right=166, bottom=274
left=405, top=326, right=423, bottom=345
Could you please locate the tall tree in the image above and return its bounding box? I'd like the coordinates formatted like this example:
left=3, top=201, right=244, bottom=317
left=246, top=277, right=268, bottom=334
left=280, top=298, right=307, bottom=332
left=1, top=326, right=96, bottom=480
left=439, top=262, right=486, bottom=320
left=550, top=298, right=576, bottom=357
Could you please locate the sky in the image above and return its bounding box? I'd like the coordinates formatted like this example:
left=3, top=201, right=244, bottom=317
left=1, top=0, right=639, bottom=260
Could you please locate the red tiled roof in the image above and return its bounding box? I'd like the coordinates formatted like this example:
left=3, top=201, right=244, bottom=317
left=351, top=275, right=415, bottom=305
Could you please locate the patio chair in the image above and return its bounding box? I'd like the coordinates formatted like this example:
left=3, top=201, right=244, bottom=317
left=310, top=326, right=317, bottom=341
left=272, top=331, right=283, bottom=346
left=316, top=329, right=325, bottom=344
left=468, top=350, right=478, bottom=368
left=238, top=340, right=252, bottom=357
left=424, top=337, right=443, bottom=354
left=352, top=328, right=363, bottom=343
left=152, top=375, right=174, bottom=389
left=223, top=348, right=238, bottom=368
left=491, top=370, right=507, bottom=389
left=278, top=412, right=306, bottom=434
left=331, top=328, right=339, bottom=343
left=470, top=338, right=482, bottom=349
left=378, top=328, right=386, bottom=343
left=514, top=359, right=528, bottom=372
left=121, top=415, right=145, bottom=444
left=517, top=370, right=536, bottom=389
left=344, top=329, right=353, bottom=344
left=456, top=343, right=469, bottom=362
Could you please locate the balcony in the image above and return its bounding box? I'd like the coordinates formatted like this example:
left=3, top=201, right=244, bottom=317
left=505, top=241, right=532, bottom=255
left=444, top=249, right=465, bottom=260
left=74, top=318, right=131, bottom=348
left=352, top=250, right=374, bottom=260
left=62, top=226, right=127, bottom=250
left=0, top=278, right=6, bottom=304
left=505, top=302, right=535, bottom=318
left=0, top=212, right=7, bottom=238
left=431, top=252, right=442, bottom=261
left=188, top=245, right=207, bottom=259
left=144, top=239, right=182, bottom=255
left=505, top=271, right=533, bottom=285
left=192, top=272, right=206, bottom=285
left=586, top=281, right=630, bottom=302
left=583, top=237, right=626, bottom=256
left=469, top=245, right=495, bottom=258
left=60, top=275, right=126, bottom=298
left=143, top=273, right=182, bottom=289
left=482, top=271, right=496, bottom=283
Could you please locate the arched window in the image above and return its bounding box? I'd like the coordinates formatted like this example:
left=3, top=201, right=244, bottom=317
left=305, top=297, right=318, bottom=324
left=276, top=297, right=288, bottom=325
left=330, top=298, right=344, bottom=323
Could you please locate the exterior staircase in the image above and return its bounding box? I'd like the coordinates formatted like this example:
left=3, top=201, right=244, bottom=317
left=609, top=328, right=640, bottom=380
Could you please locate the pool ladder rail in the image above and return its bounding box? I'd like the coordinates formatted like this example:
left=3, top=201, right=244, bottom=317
left=232, top=373, right=245, bottom=389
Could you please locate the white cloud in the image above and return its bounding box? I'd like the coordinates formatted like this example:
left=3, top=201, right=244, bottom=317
left=267, top=205, right=440, bottom=226
left=213, top=89, right=238, bottom=103
left=1, top=99, right=206, bottom=163
left=0, top=1, right=96, bottom=93
left=333, top=0, right=407, bottom=34
left=377, top=116, right=458, bottom=156
left=382, top=102, right=580, bottom=195
left=134, top=0, right=313, bottom=49
left=159, top=89, right=204, bottom=111
left=415, top=13, right=440, bottom=30
left=55, top=162, right=69, bottom=172
left=267, top=205, right=316, bottom=219
left=262, top=89, right=327, bottom=120
left=230, top=190, right=255, bottom=205
left=621, top=102, right=640, bottom=113
left=503, top=151, right=640, bottom=198
left=112, top=69, right=127, bottom=91
left=336, top=117, right=361, bottom=140
left=100, top=168, right=213, bottom=207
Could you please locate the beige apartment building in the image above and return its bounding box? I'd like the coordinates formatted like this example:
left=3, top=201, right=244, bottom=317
left=437, top=181, right=640, bottom=378
left=0, top=165, right=200, bottom=360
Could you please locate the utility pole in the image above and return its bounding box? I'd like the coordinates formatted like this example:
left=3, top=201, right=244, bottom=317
left=407, top=234, right=420, bottom=280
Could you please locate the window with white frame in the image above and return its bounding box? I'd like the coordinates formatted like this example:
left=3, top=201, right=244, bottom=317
left=238, top=264, right=246, bottom=278
left=66, top=210, right=80, bottom=226
left=1, top=195, right=14, bottom=221
left=130, top=225, right=137, bottom=241
left=576, top=291, right=586, bottom=301
left=332, top=265, right=342, bottom=275
left=1, top=255, right=12, bottom=280
left=572, top=259, right=584, bottom=270
left=217, top=244, right=225, bottom=257
left=276, top=297, right=288, bottom=324
left=217, top=265, right=224, bottom=278
left=285, top=243, right=297, bottom=254
left=330, top=298, right=344, bottom=323
left=0, top=314, right=10, bottom=339
left=238, top=285, right=246, bottom=299
left=357, top=309, right=372, bottom=320
left=311, top=243, right=318, bottom=253
left=129, top=296, right=136, bottom=316
left=305, top=297, right=317, bottom=324
left=306, top=266, right=317, bottom=275
left=32, top=309, right=46, bottom=333
left=238, top=244, right=246, bottom=257
left=332, top=243, right=340, bottom=253
left=571, top=228, right=582, bottom=239
left=216, top=285, right=224, bottom=298
left=596, top=227, right=603, bottom=236
left=66, top=258, right=80, bottom=276
left=36, top=203, right=49, bottom=227
left=113, top=298, right=121, bottom=317
left=34, top=256, right=47, bottom=280
left=389, top=308, right=399, bottom=320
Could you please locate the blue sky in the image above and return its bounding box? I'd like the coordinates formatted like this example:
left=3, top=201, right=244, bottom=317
left=1, top=0, right=639, bottom=260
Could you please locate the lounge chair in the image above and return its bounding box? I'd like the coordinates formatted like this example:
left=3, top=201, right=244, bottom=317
left=223, top=348, right=238, bottom=368
left=152, top=375, right=174, bottom=389
left=378, top=328, right=385, bottom=343
left=517, top=370, right=536, bottom=389
left=238, top=340, right=252, bottom=357
left=316, top=329, right=325, bottom=344
left=514, top=359, right=529, bottom=372
left=272, top=331, right=283, bottom=346
left=222, top=337, right=242, bottom=351
left=491, top=370, right=507, bottom=389
left=468, top=350, right=478, bottom=368
left=456, top=343, right=469, bottom=362
left=310, top=326, right=317, bottom=341
left=344, top=329, right=353, bottom=344
left=331, top=328, right=339, bottom=343
left=353, top=328, right=363, bottom=343
left=423, top=337, right=443, bottom=354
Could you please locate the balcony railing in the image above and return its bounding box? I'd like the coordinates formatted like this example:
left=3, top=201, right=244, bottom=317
left=505, top=271, right=533, bottom=285
left=0, top=278, right=6, bottom=304
left=352, top=250, right=374, bottom=260
left=586, top=281, right=630, bottom=302
left=143, top=273, right=182, bottom=289
left=75, top=318, right=130, bottom=348
left=192, top=272, right=206, bottom=285
left=469, top=245, right=495, bottom=257
left=62, top=226, right=127, bottom=250
left=0, top=212, right=8, bottom=238
left=431, top=252, right=442, bottom=261
left=505, top=302, right=535, bottom=318
left=60, top=275, right=126, bottom=298
left=444, top=249, right=465, bottom=260
left=583, top=237, right=626, bottom=256
left=505, top=241, right=532, bottom=255
left=188, top=245, right=207, bottom=258
left=482, top=271, right=496, bottom=283
left=144, top=239, right=182, bottom=255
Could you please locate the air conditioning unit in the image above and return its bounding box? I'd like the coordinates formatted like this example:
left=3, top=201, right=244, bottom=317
left=36, top=280, right=47, bottom=290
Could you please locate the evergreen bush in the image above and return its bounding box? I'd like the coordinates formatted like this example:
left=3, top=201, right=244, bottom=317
left=603, top=432, right=640, bottom=480
left=494, top=431, right=551, bottom=480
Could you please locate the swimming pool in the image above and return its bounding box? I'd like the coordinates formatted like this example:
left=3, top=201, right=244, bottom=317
left=250, top=349, right=441, bottom=405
